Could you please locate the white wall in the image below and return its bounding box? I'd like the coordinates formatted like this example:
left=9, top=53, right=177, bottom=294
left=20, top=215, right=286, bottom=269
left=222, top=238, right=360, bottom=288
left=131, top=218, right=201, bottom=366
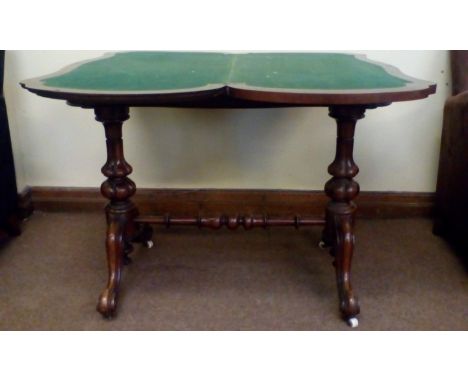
left=4, top=51, right=450, bottom=192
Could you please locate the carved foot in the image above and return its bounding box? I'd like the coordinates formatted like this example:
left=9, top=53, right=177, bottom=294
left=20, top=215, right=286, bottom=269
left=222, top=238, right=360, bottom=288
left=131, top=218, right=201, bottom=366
left=333, top=211, right=360, bottom=322
left=97, top=287, right=118, bottom=319
left=338, top=287, right=360, bottom=321
left=96, top=217, right=125, bottom=319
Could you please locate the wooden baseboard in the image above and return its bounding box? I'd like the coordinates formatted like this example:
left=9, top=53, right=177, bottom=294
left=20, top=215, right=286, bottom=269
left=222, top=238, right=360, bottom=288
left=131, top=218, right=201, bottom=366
left=26, top=187, right=435, bottom=219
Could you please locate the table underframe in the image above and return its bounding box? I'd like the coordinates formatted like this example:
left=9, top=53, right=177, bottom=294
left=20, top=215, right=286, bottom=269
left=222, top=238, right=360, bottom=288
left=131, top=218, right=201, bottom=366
left=94, top=104, right=368, bottom=327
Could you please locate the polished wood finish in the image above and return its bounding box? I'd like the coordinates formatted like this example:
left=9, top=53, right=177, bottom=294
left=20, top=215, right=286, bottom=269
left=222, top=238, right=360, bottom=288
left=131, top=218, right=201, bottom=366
left=134, top=215, right=325, bottom=229
left=94, top=106, right=138, bottom=318
left=322, top=106, right=365, bottom=320
left=20, top=52, right=437, bottom=325
left=27, top=187, right=435, bottom=218
left=21, top=53, right=436, bottom=108
left=20, top=86, right=435, bottom=109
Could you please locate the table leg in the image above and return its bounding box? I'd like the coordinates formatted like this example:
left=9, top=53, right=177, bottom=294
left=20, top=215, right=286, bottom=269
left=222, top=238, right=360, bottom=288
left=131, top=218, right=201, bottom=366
left=325, top=105, right=366, bottom=327
left=320, top=209, right=334, bottom=249
left=95, top=106, right=137, bottom=318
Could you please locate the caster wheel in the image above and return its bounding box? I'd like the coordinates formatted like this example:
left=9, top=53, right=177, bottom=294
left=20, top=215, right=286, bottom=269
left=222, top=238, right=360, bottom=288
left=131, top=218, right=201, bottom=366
left=347, top=317, right=359, bottom=328
left=318, top=241, right=327, bottom=249
left=144, top=240, right=154, bottom=249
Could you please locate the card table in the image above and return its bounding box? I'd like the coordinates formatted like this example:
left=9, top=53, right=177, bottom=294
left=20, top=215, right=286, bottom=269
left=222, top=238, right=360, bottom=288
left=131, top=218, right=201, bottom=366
left=21, top=52, right=436, bottom=327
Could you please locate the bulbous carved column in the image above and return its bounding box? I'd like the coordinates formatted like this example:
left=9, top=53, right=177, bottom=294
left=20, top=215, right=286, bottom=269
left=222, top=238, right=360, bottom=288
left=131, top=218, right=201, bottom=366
left=323, top=105, right=366, bottom=326
left=95, top=106, right=138, bottom=318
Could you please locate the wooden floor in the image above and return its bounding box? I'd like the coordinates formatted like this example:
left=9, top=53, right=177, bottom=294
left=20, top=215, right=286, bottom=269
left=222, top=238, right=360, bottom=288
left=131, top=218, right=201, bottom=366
left=0, top=212, right=466, bottom=330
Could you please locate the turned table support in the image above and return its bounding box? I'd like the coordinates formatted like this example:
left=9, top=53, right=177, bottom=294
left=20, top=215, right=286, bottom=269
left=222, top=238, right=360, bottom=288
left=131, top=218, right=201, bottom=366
left=94, top=106, right=153, bottom=318
left=323, top=105, right=366, bottom=327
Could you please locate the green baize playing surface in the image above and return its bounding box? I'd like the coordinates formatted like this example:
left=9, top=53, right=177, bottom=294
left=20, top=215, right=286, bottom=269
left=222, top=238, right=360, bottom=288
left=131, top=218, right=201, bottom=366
left=42, top=52, right=409, bottom=92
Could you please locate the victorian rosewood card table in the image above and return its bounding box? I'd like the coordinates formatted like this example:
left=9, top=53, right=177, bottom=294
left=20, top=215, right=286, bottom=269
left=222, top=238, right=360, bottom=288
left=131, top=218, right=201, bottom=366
left=21, top=52, right=436, bottom=327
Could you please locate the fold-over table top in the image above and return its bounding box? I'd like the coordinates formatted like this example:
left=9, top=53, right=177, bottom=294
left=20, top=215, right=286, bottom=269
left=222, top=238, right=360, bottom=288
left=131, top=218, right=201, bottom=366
left=21, top=52, right=436, bottom=107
